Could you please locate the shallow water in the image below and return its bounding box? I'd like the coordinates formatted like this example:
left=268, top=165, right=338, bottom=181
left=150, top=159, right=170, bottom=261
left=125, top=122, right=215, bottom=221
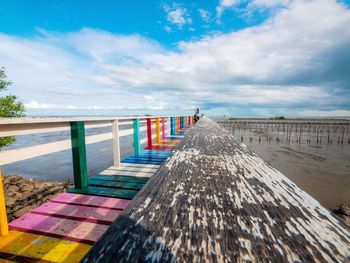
left=222, top=120, right=350, bottom=208
left=1, top=125, right=149, bottom=182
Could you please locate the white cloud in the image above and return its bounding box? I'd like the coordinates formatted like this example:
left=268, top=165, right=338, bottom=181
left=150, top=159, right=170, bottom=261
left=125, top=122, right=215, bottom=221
left=216, top=0, right=239, bottom=17
left=163, top=4, right=191, bottom=29
left=297, top=109, right=350, bottom=117
left=163, top=25, right=172, bottom=33
left=168, top=8, right=186, bottom=25
left=249, top=0, right=290, bottom=8
left=25, top=100, right=167, bottom=111
left=216, top=0, right=291, bottom=18
left=25, top=101, right=64, bottom=110
left=199, top=9, right=211, bottom=22
left=1, top=0, right=350, bottom=116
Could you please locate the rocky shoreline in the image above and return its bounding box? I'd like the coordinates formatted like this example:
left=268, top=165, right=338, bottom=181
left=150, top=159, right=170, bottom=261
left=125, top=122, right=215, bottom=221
left=2, top=174, right=72, bottom=221
left=1, top=174, right=349, bottom=225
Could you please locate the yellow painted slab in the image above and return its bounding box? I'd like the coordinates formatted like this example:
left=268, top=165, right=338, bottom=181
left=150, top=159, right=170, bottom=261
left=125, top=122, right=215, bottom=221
left=0, top=231, right=91, bottom=263
left=155, top=141, right=177, bottom=146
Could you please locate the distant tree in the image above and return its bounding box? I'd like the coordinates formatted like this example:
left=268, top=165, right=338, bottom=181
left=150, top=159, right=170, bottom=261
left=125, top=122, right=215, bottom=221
left=271, top=116, right=286, bottom=120
left=0, top=67, right=25, bottom=148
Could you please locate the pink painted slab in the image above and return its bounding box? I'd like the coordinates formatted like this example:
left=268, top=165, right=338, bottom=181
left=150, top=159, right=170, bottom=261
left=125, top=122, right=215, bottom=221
left=51, top=192, right=130, bottom=210
left=31, top=201, right=122, bottom=224
left=9, top=213, right=108, bottom=244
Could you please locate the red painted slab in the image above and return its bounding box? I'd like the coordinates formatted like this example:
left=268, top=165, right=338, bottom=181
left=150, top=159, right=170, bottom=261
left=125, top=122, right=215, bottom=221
left=9, top=213, right=108, bottom=244
left=51, top=192, right=130, bottom=210
left=144, top=145, right=174, bottom=151
left=164, top=138, right=181, bottom=142
left=31, top=201, right=122, bottom=224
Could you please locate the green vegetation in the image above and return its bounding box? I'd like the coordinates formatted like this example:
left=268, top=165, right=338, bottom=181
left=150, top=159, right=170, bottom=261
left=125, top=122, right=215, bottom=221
left=0, top=67, right=25, bottom=148
left=271, top=116, right=286, bottom=120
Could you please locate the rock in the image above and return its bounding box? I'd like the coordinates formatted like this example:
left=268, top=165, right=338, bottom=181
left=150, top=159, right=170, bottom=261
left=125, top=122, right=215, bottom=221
left=13, top=205, right=35, bottom=218
left=6, top=197, right=16, bottom=207
left=1, top=174, right=73, bottom=221
left=21, top=183, right=34, bottom=192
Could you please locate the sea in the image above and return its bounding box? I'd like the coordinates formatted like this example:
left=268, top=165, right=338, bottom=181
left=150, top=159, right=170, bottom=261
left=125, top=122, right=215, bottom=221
left=2, top=125, right=149, bottom=182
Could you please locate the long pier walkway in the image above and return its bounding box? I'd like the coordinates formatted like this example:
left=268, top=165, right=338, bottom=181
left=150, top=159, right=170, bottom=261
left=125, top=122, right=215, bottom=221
left=0, top=116, right=191, bottom=262
left=83, top=117, right=350, bottom=262
left=1, top=116, right=349, bottom=262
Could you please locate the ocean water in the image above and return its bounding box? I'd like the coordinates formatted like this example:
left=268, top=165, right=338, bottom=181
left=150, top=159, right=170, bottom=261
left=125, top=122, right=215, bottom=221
left=2, top=125, right=150, bottom=182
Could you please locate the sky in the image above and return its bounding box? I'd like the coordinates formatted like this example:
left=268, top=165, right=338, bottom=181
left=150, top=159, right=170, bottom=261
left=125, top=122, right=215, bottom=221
left=0, top=0, right=350, bottom=117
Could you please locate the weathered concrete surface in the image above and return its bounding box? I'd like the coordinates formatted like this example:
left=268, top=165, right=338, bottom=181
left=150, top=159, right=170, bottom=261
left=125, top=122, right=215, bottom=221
left=82, top=116, right=350, bottom=262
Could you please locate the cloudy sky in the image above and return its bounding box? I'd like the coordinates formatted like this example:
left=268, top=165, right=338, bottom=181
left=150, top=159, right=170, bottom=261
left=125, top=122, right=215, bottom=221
left=0, top=0, right=350, bottom=117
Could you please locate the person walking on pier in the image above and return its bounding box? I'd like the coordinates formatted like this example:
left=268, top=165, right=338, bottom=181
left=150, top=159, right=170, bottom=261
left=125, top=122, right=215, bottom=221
left=194, top=108, right=200, bottom=124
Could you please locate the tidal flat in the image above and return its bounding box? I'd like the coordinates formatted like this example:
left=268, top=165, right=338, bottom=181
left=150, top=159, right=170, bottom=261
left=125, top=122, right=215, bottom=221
left=220, top=118, right=350, bottom=209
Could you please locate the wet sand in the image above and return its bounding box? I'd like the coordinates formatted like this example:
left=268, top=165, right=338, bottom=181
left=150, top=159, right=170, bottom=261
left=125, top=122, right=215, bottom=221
left=221, top=119, right=350, bottom=209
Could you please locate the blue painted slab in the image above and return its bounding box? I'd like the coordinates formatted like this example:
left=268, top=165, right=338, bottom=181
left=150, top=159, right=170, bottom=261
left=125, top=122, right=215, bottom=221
left=122, top=158, right=164, bottom=163
left=138, top=153, right=171, bottom=157
left=122, top=156, right=165, bottom=161
left=123, top=156, right=167, bottom=161
left=122, top=160, right=163, bottom=165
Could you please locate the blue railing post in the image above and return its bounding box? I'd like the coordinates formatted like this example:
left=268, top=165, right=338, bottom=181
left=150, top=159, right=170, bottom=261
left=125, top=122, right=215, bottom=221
left=70, top=121, right=88, bottom=190
left=133, top=119, right=141, bottom=156
left=171, top=117, right=175, bottom=135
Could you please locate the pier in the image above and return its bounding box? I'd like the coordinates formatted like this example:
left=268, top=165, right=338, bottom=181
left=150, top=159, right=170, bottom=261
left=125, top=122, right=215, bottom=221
left=0, top=116, right=350, bottom=262
left=0, top=115, right=191, bottom=262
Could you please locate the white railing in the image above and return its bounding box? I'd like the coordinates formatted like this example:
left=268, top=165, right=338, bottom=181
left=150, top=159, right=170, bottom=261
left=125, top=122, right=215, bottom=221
left=0, top=115, right=192, bottom=237
left=0, top=116, right=173, bottom=166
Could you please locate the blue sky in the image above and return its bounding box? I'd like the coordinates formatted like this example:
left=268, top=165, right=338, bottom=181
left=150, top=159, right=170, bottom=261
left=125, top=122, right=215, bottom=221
left=0, top=0, right=350, bottom=116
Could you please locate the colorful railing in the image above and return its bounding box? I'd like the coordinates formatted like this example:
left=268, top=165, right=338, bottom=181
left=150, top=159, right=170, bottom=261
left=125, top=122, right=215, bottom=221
left=0, top=115, right=192, bottom=262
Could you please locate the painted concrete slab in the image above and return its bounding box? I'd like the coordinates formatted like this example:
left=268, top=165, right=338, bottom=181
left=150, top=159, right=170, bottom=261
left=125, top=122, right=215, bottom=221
left=89, top=179, right=144, bottom=191
left=120, top=163, right=160, bottom=168
left=9, top=213, right=108, bottom=244
left=68, top=186, right=138, bottom=199
left=122, top=160, right=163, bottom=165
left=51, top=193, right=129, bottom=210
left=0, top=230, right=91, bottom=263
left=99, top=169, right=153, bottom=177
left=91, top=175, right=149, bottom=184
left=144, top=145, right=174, bottom=151
left=106, top=166, right=157, bottom=173
left=31, top=201, right=122, bottom=224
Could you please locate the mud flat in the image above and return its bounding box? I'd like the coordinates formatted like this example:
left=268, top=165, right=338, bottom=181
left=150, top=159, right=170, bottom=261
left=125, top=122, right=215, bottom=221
left=2, top=174, right=71, bottom=221
left=219, top=118, right=350, bottom=210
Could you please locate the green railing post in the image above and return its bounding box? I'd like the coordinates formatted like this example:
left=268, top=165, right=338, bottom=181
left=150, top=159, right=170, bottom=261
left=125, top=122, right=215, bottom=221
left=70, top=121, right=88, bottom=190
left=133, top=119, right=141, bottom=156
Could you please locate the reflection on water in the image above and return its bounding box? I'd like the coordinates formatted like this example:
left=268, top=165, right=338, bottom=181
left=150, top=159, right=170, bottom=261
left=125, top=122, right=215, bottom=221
left=220, top=120, right=350, bottom=208
left=2, top=126, right=149, bottom=182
